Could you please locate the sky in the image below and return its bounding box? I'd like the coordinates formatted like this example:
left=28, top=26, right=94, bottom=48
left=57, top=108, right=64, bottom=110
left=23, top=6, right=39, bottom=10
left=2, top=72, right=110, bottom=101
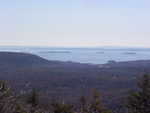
left=0, top=0, right=150, bottom=47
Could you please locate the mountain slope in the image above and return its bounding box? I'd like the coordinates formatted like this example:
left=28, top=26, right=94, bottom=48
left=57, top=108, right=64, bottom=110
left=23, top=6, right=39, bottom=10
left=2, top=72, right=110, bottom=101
left=0, top=52, right=150, bottom=109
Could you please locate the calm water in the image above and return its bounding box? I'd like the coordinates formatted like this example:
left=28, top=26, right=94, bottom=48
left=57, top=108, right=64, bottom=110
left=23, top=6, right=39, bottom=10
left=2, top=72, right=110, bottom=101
left=0, top=46, right=150, bottom=64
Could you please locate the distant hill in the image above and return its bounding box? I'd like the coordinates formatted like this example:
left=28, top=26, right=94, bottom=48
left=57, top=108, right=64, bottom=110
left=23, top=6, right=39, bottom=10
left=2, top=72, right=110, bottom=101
left=0, top=52, right=63, bottom=68
left=0, top=52, right=150, bottom=109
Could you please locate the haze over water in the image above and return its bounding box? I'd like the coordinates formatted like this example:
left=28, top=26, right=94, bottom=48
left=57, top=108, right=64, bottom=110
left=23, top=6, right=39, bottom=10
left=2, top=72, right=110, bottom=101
left=0, top=46, right=150, bottom=64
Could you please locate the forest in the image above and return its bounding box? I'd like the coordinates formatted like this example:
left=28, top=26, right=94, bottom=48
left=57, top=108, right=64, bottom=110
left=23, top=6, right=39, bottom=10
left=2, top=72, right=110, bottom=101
left=0, top=52, right=150, bottom=113
left=0, top=74, right=150, bottom=113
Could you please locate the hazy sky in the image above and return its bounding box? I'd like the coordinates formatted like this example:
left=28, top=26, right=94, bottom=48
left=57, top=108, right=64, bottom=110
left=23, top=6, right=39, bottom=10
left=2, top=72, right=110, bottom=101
left=0, top=0, right=150, bottom=47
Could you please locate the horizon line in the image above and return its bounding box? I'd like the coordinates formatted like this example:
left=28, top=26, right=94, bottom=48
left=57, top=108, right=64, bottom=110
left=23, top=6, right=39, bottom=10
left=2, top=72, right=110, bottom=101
left=0, top=45, right=150, bottom=49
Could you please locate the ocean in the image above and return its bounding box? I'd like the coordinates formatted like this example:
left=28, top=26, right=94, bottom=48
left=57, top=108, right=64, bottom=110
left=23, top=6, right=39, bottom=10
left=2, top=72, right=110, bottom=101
left=0, top=46, right=150, bottom=64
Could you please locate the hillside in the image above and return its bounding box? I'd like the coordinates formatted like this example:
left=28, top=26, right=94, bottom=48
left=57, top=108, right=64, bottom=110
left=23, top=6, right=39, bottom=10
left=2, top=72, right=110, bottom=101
left=0, top=52, right=150, bottom=109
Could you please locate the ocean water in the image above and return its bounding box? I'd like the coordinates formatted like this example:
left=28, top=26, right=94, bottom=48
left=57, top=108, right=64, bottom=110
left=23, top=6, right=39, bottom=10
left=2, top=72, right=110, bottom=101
left=0, top=46, right=150, bottom=64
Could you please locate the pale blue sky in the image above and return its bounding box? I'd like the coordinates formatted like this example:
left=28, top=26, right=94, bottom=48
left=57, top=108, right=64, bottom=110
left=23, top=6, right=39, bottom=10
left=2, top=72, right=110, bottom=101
left=0, top=0, right=150, bottom=47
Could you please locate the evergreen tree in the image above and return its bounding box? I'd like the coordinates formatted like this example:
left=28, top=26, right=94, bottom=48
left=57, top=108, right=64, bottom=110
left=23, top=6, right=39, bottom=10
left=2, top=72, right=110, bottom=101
left=0, top=80, right=14, bottom=113
left=79, top=89, right=111, bottom=113
left=51, top=101, right=74, bottom=113
left=27, top=89, right=39, bottom=107
left=127, top=74, right=150, bottom=113
left=13, top=104, right=27, bottom=113
left=79, top=96, right=89, bottom=113
left=89, top=89, right=112, bottom=113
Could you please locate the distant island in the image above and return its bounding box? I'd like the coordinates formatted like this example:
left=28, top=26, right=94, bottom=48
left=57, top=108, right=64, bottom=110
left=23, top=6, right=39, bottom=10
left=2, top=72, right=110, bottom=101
left=39, top=51, right=72, bottom=54
left=124, top=52, right=136, bottom=55
left=96, top=51, right=105, bottom=54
